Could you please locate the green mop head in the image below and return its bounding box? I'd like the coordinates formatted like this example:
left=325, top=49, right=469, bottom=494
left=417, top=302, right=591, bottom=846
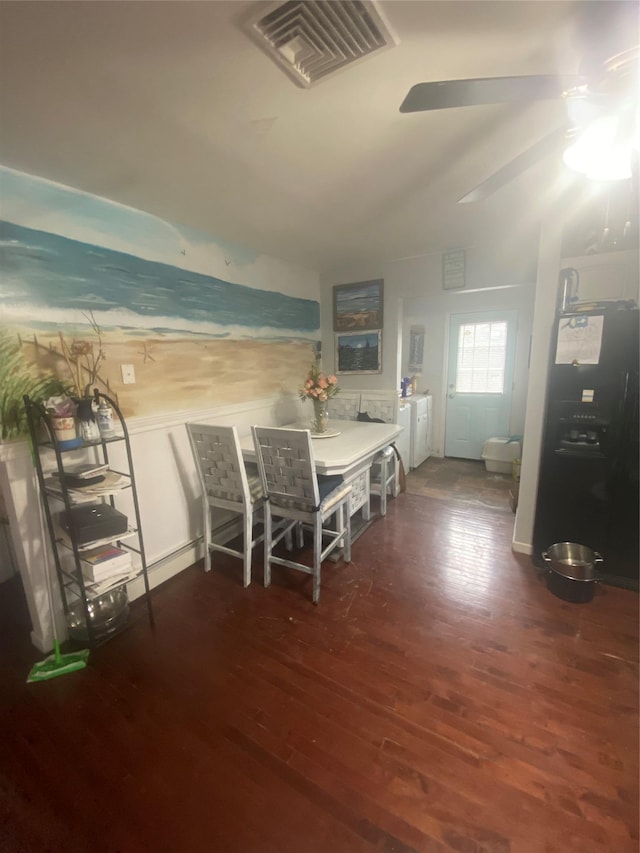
left=27, top=640, right=89, bottom=683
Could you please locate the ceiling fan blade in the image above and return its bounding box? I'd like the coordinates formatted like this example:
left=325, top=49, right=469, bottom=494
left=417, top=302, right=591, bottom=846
left=458, top=126, right=568, bottom=204
left=399, top=76, right=582, bottom=113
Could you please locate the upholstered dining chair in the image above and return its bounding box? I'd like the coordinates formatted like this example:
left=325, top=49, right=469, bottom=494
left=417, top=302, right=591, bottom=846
left=186, top=422, right=265, bottom=587
left=251, top=426, right=352, bottom=604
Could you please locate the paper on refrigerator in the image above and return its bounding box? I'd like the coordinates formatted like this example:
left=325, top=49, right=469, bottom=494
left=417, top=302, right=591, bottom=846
left=555, top=315, right=604, bottom=365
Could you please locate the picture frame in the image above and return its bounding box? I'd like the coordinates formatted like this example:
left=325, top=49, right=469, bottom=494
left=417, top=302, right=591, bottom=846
left=408, top=325, right=425, bottom=372
left=333, top=279, right=383, bottom=332
left=335, top=330, right=382, bottom=374
left=442, top=249, right=465, bottom=290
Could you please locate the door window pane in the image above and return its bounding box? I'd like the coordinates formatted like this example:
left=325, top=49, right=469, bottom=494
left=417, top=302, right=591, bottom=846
left=456, top=321, right=507, bottom=393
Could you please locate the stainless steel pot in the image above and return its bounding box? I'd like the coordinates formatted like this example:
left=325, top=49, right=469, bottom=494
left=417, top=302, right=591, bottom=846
left=542, top=542, right=603, bottom=602
left=67, top=588, right=129, bottom=642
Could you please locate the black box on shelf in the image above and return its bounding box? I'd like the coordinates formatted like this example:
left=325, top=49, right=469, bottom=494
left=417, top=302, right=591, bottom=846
left=59, top=504, right=128, bottom=545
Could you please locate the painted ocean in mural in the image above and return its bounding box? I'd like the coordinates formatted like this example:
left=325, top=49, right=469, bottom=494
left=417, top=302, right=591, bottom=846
left=0, top=221, right=319, bottom=341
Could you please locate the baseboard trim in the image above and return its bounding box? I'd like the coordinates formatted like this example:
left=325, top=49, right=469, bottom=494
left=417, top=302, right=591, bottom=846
left=512, top=539, right=533, bottom=555
left=128, top=541, right=203, bottom=601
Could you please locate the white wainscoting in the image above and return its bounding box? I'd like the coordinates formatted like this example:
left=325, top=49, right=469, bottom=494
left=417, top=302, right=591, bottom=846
left=1, top=394, right=304, bottom=652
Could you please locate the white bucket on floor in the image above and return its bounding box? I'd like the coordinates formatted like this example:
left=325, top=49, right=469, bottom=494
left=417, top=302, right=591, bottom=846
left=481, top=438, right=521, bottom=474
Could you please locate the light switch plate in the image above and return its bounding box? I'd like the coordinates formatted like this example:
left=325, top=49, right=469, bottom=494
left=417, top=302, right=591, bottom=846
left=121, top=364, right=136, bottom=384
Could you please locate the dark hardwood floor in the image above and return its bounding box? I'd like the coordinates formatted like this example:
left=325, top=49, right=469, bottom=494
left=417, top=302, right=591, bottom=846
left=1, top=491, right=638, bottom=853
left=405, top=457, right=515, bottom=512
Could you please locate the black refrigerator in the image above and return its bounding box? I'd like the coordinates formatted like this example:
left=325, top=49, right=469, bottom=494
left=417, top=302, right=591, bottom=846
left=533, top=304, right=639, bottom=589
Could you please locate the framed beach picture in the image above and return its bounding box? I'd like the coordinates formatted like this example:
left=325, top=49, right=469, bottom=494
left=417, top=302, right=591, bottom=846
left=333, top=279, right=383, bottom=332
left=335, top=330, right=382, bottom=374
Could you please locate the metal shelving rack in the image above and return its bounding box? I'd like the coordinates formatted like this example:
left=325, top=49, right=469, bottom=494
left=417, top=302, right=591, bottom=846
left=24, top=389, right=154, bottom=647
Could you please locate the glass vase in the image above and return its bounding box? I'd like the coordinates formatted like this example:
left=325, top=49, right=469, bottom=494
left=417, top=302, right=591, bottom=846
left=311, top=399, right=329, bottom=434
left=76, top=396, right=100, bottom=442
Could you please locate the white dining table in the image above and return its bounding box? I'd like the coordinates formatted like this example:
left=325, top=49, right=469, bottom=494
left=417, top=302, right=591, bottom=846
left=239, top=419, right=403, bottom=526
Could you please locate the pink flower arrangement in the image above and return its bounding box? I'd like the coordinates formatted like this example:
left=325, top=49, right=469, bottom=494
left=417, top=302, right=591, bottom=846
left=299, top=364, right=340, bottom=403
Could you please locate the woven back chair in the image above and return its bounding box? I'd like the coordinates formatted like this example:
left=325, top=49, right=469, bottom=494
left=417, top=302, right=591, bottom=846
left=327, top=392, right=360, bottom=422
left=356, top=405, right=399, bottom=516
left=251, top=426, right=352, bottom=604
left=369, top=444, right=397, bottom=516
left=187, top=423, right=264, bottom=587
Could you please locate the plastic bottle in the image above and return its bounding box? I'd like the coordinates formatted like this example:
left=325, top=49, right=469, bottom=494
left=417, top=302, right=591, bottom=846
left=97, top=400, right=115, bottom=438
left=77, top=397, right=100, bottom=442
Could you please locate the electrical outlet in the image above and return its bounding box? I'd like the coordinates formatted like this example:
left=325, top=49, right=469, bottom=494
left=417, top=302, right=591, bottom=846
left=121, top=364, right=136, bottom=385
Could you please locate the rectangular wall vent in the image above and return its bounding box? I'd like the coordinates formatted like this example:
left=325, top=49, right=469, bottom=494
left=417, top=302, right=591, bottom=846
left=245, top=0, right=397, bottom=88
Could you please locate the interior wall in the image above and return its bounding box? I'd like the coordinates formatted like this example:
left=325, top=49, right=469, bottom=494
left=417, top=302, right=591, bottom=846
left=320, top=245, right=537, bottom=455
left=512, top=215, right=564, bottom=555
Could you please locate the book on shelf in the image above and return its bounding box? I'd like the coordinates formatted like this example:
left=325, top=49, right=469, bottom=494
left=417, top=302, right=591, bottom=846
left=76, top=566, right=139, bottom=599
left=59, top=472, right=106, bottom=487
left=57, top=462, right=109, bottom=479
left=44, top=478, right=97, bottom=504
left=79, top=544, right=133, bottom=582
left=70, top=470, right=128, bottom=495
left=46, top=470, right=129, bottom=503
left=84, top=569, right=138, bottom=597
left=58, top=525, right=133, bottom=551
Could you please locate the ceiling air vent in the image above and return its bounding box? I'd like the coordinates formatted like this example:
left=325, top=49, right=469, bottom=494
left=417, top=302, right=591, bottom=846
left=245, top=0, right=397, bottom=88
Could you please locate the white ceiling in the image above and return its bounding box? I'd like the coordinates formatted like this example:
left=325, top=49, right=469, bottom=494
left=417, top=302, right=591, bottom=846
left=0, top=1, right=637, bottom=273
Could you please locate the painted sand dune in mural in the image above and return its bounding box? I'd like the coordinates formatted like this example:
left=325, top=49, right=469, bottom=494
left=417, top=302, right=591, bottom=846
left=18, top=328, right=316, bottom=418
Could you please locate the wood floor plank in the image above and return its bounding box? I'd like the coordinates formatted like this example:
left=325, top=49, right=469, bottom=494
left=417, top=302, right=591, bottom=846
left=1, top=491, right=637, bottom=852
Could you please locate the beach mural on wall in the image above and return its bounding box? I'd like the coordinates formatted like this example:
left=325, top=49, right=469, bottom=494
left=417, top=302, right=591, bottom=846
left=0, top=166, right=319, bottom=417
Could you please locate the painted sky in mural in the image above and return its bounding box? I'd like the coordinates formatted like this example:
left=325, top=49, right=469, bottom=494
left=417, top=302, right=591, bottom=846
left=0, top=166, right=320, bottom=341
left=0, top=166, right=318, bottom=300
left=0, top=166, right=260, bottom=272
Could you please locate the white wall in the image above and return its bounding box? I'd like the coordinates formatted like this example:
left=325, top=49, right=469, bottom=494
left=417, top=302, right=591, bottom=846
left=320, top=244, right=537, bottom=457
left=512, top=215, right=564, bottom=555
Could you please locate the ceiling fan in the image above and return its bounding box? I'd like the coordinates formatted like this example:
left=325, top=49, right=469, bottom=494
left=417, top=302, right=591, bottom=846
left=399, top=35, right=639, bottom=203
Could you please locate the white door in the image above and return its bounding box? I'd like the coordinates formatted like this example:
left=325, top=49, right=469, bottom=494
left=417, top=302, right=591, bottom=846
left=445, top=311, right=517, bottom=459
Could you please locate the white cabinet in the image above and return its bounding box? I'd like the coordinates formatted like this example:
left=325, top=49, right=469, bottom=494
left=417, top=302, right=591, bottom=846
left=560, top=250, right=639, bottom=305
left=394, top=401, right=412, bottom=472
left=409, top=395, right=432, bottom=469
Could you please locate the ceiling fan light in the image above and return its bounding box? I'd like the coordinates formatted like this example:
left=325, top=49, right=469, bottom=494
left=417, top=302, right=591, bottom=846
left=562, top=115, right=632, bottom=179
left=585, top=144, right=633, bottom=180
